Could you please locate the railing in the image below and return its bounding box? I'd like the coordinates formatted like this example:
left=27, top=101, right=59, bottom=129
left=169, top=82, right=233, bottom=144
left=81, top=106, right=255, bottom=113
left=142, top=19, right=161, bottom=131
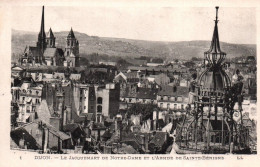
left=175, top=126, right=249, bottom=153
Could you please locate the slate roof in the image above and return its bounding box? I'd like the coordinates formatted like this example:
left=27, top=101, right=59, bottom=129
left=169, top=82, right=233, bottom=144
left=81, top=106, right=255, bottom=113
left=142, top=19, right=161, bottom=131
left=43, top=122, right=71, bottom=140
left=44, top=48, right=57, bottom=58
left=10, top=128, right=40, bottom=150
left=128, top=66, right=187, bottom=73
left=67, top=28, right=76, bottom=38
left=25, top=46, right=41, bottom=58
left=158, top=85, right=189, bottom=97
left=46, top=28, right=55, bottom=38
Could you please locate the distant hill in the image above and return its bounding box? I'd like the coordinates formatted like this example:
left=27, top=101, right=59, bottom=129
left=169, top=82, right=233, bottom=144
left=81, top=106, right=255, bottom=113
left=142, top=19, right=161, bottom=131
left=12, top=29, right=256, bottom=62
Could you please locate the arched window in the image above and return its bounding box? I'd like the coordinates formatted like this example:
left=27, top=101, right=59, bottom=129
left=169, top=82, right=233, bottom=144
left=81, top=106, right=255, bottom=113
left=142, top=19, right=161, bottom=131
left=97, top=97, right=102, bottom=104
left=97, top=105, right=102, bottom=113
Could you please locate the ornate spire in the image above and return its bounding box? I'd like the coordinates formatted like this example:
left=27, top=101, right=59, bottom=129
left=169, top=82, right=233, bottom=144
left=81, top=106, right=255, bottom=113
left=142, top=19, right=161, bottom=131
left=67, top=27, right=75, bottom=38
left=39, top=6, right=46, bottom=39
left=204, top=6, right=226, bottom=66
left=37, top=6, right=47, bottom=52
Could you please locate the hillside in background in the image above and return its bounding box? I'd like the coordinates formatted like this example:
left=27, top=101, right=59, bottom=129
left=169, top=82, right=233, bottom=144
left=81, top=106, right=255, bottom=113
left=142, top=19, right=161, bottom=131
left=12, top=29, right=256, bottom=63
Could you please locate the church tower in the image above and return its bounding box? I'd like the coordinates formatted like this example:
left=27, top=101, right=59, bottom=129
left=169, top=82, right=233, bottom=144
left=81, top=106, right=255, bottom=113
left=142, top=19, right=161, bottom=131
left=46, top=28, right=55, bottom=48
left=36, top=6, right=47, bottom=53
left=64, top=28, right=80, bottom=67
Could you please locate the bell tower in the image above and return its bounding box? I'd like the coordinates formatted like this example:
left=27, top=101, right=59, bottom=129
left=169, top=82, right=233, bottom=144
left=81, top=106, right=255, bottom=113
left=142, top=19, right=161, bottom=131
left=64, top=28, right=80, bottom=67
left=46, top=28, right=55, bottom=48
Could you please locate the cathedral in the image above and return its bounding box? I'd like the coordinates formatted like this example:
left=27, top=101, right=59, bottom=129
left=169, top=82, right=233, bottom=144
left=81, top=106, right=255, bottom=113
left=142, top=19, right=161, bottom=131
left=20, top=6, right=80, bottom=67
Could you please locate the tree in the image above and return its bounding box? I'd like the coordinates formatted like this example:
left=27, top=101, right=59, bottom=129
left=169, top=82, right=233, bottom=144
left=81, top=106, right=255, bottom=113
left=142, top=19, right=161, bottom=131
left=127, top=103, right=158, bottom=121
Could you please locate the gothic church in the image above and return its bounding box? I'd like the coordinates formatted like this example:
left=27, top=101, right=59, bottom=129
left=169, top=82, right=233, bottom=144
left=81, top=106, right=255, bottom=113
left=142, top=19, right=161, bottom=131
left=20, top=6, right=80, bottom=67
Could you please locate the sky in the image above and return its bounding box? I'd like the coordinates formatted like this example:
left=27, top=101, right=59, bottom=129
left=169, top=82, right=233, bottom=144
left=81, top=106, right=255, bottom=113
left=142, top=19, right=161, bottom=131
left=11, top=6, right=256, bottom=44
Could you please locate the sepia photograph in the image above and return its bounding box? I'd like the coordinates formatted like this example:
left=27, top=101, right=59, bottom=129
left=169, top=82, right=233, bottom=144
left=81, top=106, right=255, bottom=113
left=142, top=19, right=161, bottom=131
left=8, top=2, right=257, bottom=157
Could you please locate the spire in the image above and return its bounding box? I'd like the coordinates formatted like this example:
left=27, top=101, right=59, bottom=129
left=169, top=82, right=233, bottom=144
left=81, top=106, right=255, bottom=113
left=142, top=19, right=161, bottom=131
left=46, top=28, right=55, bottom=38
left=205, top=6, right=224, bottom=54
left=39, top=6, right=46, bottom=39
left=37, top=6, right=47, bottom=53
left=67, top=27, right=75, bottom=38
left=204, top=6, right=226, bottom=66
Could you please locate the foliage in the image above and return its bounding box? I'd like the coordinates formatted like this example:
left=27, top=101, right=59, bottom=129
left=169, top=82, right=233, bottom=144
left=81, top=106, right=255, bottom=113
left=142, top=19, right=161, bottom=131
left=116, top=58, right=132, bottom=70
left=183, top=61, right=195, bottom=68
left=127, top=103, right=158, bottom=121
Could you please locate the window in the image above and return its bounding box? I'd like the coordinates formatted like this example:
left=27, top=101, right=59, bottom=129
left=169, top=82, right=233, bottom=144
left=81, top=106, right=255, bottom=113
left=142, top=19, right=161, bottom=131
left=97, top=97, right=103, bottom=104
left=177, top=97, right=182, bottom=102
left=84, top=106, right=86, bottom=109
left=129, top=98, right=132, bottom=102
left=90, top=94, right=95, bottom=101
left=167, top=103, right=170, bottom=109
left=163, top=96, right=168, bottom=101
left=170, top=97, right=175, bottom=101
left=26, top=106, right=30, bottom=113
left=97, top=105, right=102, bottom=113
left=80, top=97, right=82, bottom=102
left=160, top=103, right=163, bottom=108
left=174, top=104, right=177, bottom=109
left=90, top=106, right=94, bottom=109
left=181, top=104, right=184, bottom=109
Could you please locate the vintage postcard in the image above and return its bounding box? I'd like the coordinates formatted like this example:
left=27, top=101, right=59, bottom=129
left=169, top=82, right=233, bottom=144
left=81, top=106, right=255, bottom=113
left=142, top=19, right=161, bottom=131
left=0, top=0, right=259, bottom=166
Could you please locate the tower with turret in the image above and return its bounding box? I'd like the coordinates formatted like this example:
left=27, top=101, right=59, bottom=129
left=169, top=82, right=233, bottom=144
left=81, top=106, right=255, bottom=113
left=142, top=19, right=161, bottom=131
left=64, top=28, right=80, bottom=67
left=46, top=28, right=55, bottom=48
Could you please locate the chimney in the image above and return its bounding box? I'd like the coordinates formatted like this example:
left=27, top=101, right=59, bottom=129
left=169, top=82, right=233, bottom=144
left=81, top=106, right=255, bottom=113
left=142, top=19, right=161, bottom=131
left=164, top=132, right=168, bottom=143
left=145, top=135, right=149, bottom=152
left=42, top=126, right=49, bottom=153
left=115, top=119, right=118, bottom=133
left=140, top=135, right=145, bottom=145
left=66, top=106, right=72, bottom=123
left=173, top=86, right=177, bottom=92
left=63, top=110, right=67, bottom=126
left=50, top=117, right=61, bottom=131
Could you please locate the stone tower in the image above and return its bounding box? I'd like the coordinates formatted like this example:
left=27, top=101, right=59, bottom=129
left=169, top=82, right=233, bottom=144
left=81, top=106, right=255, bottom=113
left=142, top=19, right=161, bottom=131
left=64, top=28, right=80, bottom=67
left=46, top=28, right=55, bottom=48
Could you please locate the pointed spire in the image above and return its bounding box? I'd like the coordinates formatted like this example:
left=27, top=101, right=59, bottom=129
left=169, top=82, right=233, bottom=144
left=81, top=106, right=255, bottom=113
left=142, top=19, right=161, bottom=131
left=205, top=6, right=225, bottom=54
left=46, top=28, right=55, bottom=38
left=67, top=27, right=75, bottom=38
left=39, top=6, right=46, bottom=39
